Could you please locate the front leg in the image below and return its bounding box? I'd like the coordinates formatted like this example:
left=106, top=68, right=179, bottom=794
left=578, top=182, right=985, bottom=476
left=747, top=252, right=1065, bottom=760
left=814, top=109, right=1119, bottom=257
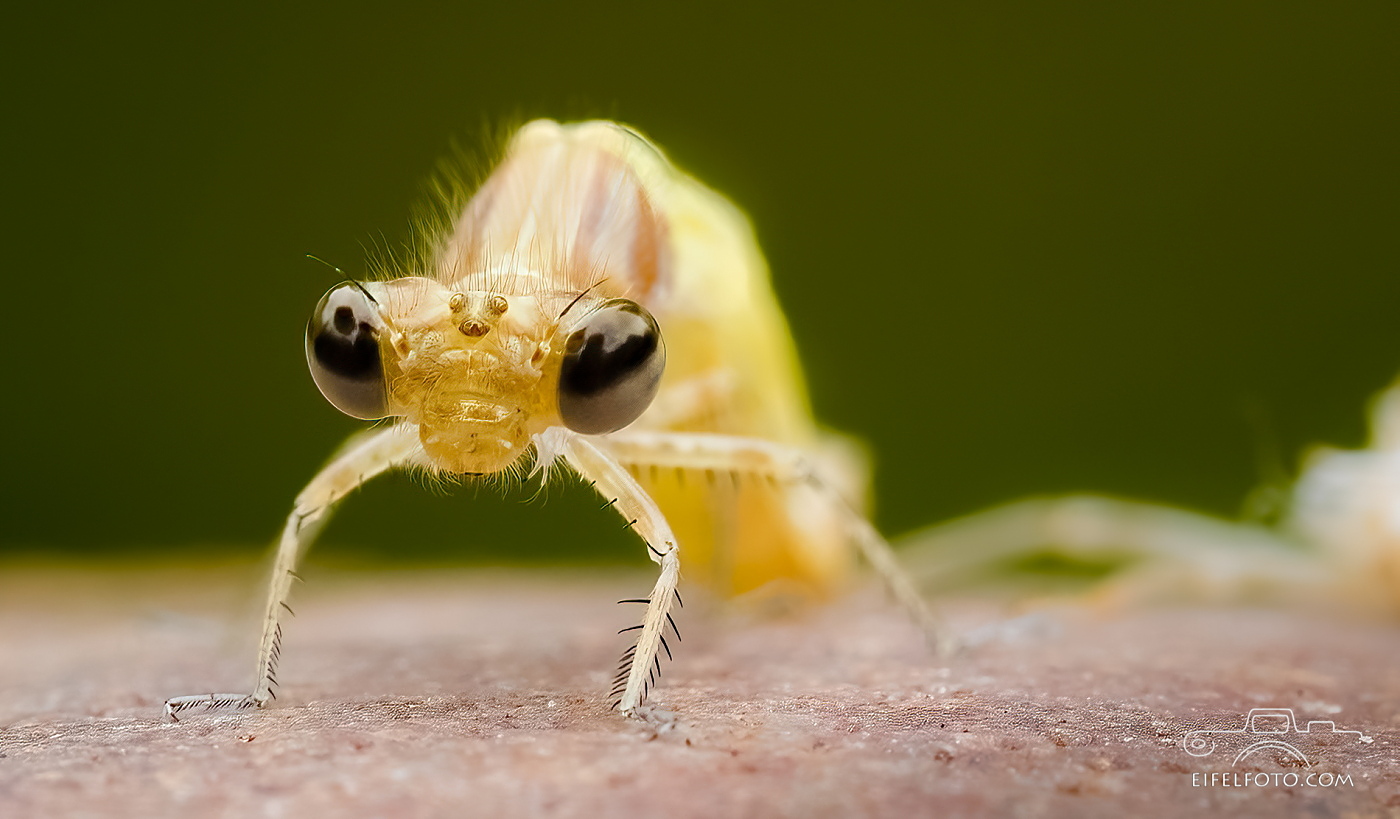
left=562, top=434, right=681, bottom=717
left=165, top=425, right=421, bottom=721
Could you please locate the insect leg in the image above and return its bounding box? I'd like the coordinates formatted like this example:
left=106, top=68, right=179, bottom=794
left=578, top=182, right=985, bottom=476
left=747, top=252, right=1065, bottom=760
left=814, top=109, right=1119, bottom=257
left=596, top=430, right=950, bottom=653
left=562, top=434, right=680, bottom=717
left=164, top=424, right=420, bottom=721
left=897, top=494, right=1323, bottom=605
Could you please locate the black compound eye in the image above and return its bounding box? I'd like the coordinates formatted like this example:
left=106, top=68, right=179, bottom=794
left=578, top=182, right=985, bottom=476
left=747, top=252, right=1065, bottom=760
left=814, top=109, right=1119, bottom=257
left=306, top=282, right=389, bottom=420
left=558, top=299, right=665, bottom=434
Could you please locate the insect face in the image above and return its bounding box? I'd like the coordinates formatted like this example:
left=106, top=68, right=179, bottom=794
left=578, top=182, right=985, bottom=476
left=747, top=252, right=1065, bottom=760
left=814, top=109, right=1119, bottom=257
left=306, top=273, right=667, bottom=476
left=380, top=276, right=558, bottom=475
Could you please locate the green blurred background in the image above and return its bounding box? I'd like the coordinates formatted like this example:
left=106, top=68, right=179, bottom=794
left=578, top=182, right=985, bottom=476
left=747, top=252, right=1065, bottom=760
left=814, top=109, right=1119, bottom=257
left=5, top=4, right=1397, bottom=565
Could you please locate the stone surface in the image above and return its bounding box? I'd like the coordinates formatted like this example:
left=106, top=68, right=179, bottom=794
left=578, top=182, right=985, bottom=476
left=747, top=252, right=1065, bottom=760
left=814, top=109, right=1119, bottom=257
left=1, top=564, right=1397, bottom=817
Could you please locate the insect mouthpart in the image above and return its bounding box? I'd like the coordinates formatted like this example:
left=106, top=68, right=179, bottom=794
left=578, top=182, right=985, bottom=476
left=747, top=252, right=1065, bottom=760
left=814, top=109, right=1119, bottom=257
left=390, top=309, right=546, bottom=475
left=418, top=395, right=530, bottom=475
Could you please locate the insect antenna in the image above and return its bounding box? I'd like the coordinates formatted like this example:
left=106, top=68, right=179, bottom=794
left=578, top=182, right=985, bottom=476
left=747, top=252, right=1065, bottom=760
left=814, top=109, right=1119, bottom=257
left=305, top=253, right=347, bottom=277
left=556, top=278, right=610, bottom=320
left=305, top=254, right=380, bottom=304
